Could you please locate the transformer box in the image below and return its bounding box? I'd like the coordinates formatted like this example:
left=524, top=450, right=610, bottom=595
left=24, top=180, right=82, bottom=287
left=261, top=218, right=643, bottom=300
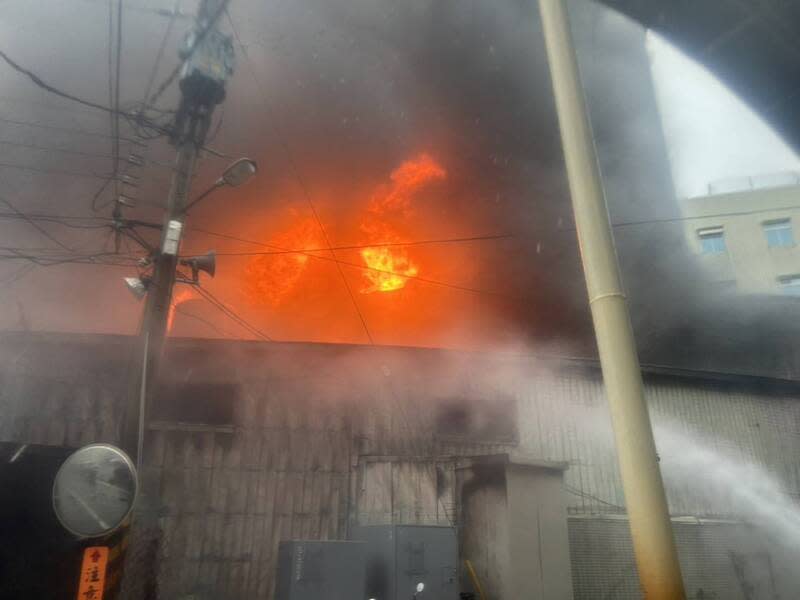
left=275, top=540, right=366, bottom=600
left=351, top=525, right=458, bottom=600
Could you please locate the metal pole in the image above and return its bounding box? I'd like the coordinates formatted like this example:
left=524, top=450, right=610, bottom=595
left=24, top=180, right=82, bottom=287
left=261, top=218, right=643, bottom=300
left=121, top=0, right=230, bottom=462
left=121, top=108, right=210, bottom=460
left=537, top=1, right=686, bottom=597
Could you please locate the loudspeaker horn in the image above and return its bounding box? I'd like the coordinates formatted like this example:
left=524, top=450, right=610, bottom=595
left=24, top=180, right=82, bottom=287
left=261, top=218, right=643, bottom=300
left=181, top=250, right=216, bottom=281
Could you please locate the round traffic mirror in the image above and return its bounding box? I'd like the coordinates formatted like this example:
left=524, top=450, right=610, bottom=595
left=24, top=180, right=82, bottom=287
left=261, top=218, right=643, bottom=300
left=52, top=444, right=137, bottom=538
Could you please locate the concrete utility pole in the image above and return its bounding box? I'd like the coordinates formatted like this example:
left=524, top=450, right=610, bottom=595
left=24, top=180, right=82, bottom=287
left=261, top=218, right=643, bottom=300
left=537, top=1, right=686, bottom=598
left=121, top=0, right=234, bottom=464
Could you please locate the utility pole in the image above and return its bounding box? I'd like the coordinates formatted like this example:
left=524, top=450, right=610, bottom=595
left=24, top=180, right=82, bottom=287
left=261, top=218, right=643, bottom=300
left=121, top=0, right=234, bottom=464
left=118, top=5, right=234, bottom=597
left=537, top=1, right=686, bottom=598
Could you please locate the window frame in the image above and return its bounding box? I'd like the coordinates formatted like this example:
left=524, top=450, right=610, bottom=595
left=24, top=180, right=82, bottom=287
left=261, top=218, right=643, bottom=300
left=763, top=218, right=794, bottom=248
left=697, top=226, right=726, bottom=255
left=778, top=274, right=800, bottom=296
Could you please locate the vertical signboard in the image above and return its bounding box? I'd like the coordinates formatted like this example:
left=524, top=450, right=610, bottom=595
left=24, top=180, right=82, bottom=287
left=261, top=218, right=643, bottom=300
left=76, top=546, right=108, bottom=600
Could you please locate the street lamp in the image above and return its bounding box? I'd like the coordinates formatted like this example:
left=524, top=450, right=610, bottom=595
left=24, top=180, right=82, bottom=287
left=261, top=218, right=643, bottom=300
left=123, top=276, right=149, bottom=300
left=183, top=157, right=258, bottom=213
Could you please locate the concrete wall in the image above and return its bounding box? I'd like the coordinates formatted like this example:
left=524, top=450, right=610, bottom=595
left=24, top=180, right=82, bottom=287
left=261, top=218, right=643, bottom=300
left=458, top=459, right=573, bottom=600
left=680, top=184, right=800, bottom=293
left=506, top=464, right=572, bottom=600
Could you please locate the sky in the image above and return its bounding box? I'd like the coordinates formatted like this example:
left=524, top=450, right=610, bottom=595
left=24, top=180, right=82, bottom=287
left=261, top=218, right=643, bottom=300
left=646, top=30, right=800, bottom=200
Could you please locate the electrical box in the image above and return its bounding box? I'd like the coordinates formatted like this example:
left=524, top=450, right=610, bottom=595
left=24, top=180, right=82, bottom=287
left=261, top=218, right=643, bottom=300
left=351, top=525, right=458, bottom=600
left=275, top=540, right=366, bottom=600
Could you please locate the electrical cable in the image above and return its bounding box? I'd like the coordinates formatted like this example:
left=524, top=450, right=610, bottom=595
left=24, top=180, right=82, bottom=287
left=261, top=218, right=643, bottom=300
left=173, top=304, right=231, bottom=338
left=0, top=251, right=141, bottom=267
left=0, top=214, right=111, bottom=229
left=0, top=139, right=122, bottom=160
left=204, top=233, right=514, bottom=256
left=141, top=0, right=182, bottom=107
left=190, top=225, right=523, bottom=299
left=207, top=105, right=224, bottom=143
left=0, top=197, right=73, bottom=252
left=0, top=262, right=37, bottom=286
left=227, top=11, right=375, bottom=345
left=111, top=0, right=125, bottom=209
left=0, top=160, right=129, bottom=181
left=0, top=49, right=170, bottom=136
left=108, top=0, right=117, bottom=205
left=0, top=115, right=144, bottom=144
left=564, top=484, right=625, bottom=511
left=0, top=139, right=174, bottom=171
left=193, top=284, right=273, bottom=341
left=0, top=211, right=113, bottom=221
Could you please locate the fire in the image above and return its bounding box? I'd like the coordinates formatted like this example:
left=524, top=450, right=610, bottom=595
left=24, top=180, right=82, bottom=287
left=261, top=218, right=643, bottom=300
left=244, top=217, right=324, bottom=305
left=369, top=153, right=446, bottom=214
left=360, top=246, right=419, bottom=293
left=358, top=153, right=445, bottom=294
left=167, top=288, right=195, bottom=332
left=243, top=153, right=446, bottom=304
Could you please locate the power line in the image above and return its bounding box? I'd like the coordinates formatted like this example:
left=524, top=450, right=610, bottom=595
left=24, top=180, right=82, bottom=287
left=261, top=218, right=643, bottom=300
left=0, top=211, right=112, bottom=222
left=0, top=250, right=141, bottom=267
left=0, top=48, right=169, bottom=137
left=141, top=0, right=183, bottom=105
left=0, top=213, right=111, bottom=229
left=0, top=161, right=126, bottom=180
left=191, top=225, right=522, bottom=298
left=0, top=115, right=144, bottom=144
left=111, top=0, right=124, bottom=207
left=0, top=48, right=117, bottom=114
left=227, top=11, right=375, bottom=345
left=174, top=304, right=231, bottom=338
left=0, top=138, right=174, bottom=170
left=0, top=196, right=73, bottom=252
left=193, top=284, right=273, bottom=341
left=205, top=233, right=514, bottom=256
left=564, top=484, right=625, bottom=512
left=0, top=138, right=120, bottom=160
left=0, top=262, right=37, bottom=286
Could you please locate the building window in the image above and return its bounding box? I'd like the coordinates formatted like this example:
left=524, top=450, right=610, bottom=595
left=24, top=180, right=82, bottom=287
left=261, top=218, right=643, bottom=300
left=697, top=227, right=726, bottom=254
left=778, top=275, right=800, bottom=296
left=763, top=219, right=794, bottom=248
left=434, top=395, right=517, bottom=443
left=150, top=382, right=239, bottom=426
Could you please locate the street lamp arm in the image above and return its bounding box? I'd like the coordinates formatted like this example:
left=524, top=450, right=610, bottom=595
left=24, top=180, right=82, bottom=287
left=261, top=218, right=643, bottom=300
left=182, top=179, right=224, bottom=214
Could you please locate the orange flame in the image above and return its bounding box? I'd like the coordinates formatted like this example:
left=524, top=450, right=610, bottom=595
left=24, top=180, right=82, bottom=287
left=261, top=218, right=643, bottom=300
left=359, top=153, right=445, bottom=293
left=167, top=288, right=195, bottom=332
left=360, top=246, right=419, bottom=293
left=369, top=153, right=446, bottom=215
left=243, top=153, right=446, bottom=304
left=245, top=217, right=324, bottom=305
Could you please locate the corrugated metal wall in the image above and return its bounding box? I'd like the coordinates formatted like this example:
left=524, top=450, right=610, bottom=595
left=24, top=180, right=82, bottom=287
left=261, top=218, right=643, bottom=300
left=2, top=333, right=800, bottom=598
left=569, top=516, right=785, bottom=599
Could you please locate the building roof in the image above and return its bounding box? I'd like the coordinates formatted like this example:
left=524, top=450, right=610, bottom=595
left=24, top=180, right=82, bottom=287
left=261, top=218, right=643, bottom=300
left=2, top=331, right=800, bottom=393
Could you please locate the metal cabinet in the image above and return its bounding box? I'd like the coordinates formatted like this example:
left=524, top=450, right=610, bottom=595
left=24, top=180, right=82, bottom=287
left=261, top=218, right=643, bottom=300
left=351, top=525, right=458, bottom=600
left=275, top=540, right=366, bottom=600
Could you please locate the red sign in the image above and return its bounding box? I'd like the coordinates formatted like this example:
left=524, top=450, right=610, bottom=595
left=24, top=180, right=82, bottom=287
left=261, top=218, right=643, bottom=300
left=77, top=546, right=108, bottom=600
